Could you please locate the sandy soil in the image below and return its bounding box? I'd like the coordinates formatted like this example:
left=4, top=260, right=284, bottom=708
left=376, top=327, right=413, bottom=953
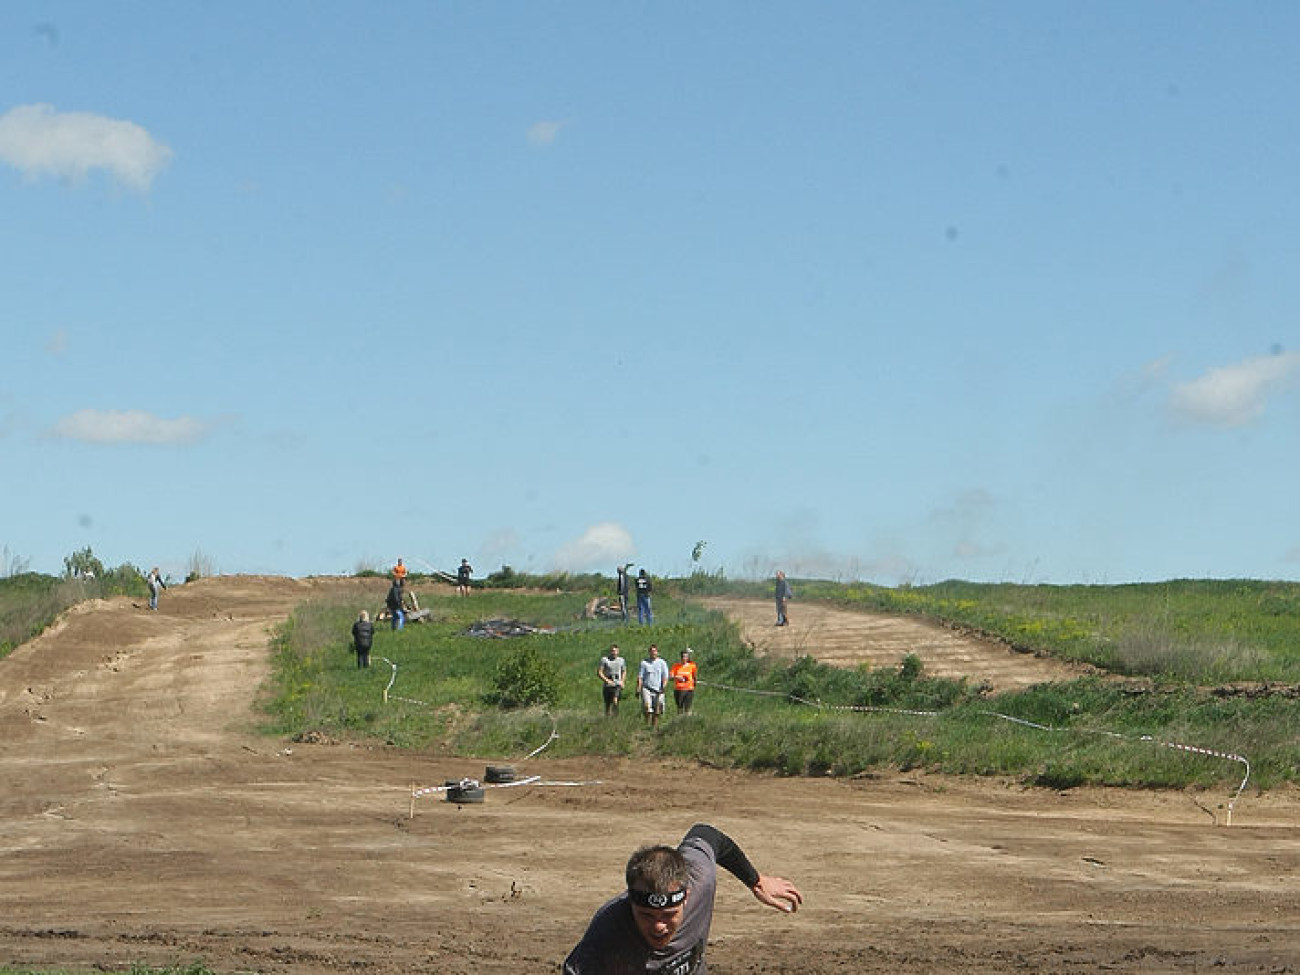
left=0, top=576, right=1297, bottom=974
left=699, top=596, right=1091, bottom=690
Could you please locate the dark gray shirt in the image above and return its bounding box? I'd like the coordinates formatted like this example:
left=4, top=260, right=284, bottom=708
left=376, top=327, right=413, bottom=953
left=564, top=834, right=719, bottom=975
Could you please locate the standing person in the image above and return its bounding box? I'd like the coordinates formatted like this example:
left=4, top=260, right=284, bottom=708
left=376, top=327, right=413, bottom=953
left=146, top=567, right=167, bottom=611
left=635, top=568, right=654, bottom=625
left=385, top=579, right=405, bottom=631
left=563, top=822, right=802, bottom=975
left=670, top=648, right=697, bottom=715
left=597, top=644, right=627, bottom=716
left=774, top=571, right=793, bottom=627
left=456, top=558, right=473, bottom=596
left=637, top=644, right=670, bottom=729
left=616, top=563, right=632, bottom=623
left=351, top=610, right=374, bottom=669
left=392, top=558, right=408, bottom=584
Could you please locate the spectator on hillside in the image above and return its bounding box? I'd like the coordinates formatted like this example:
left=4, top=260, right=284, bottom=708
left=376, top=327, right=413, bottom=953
left=351, top=611, right=374, bottom=668
left=392, top=558, right=408, bottom=584
left=457, top=558, right=473, bottom=596
left=146, top=567, right=167, bottom=611
left=597, top=644, right=627, bottom=716
left=637, top=644, right=670, bottom=729
left=635, top=568, right=654, bottom=625
left=386, top=579, right=406, bottom=631
left=775, top=571, right=793, bottom=627
left=616, top=563, right=632, bottom=623
left=670, top=648, right=697, bottom=714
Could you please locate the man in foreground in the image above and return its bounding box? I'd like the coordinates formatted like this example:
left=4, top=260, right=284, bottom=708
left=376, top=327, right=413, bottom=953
left=564, top=822, right=802, bottom=974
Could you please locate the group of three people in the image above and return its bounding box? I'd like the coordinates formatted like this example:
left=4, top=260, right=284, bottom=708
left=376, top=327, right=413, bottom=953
left=598, top=643, right=697, bottom=726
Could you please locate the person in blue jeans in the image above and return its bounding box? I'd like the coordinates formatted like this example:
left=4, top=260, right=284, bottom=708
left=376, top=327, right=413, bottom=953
left=385, top=580, right=405, bottom=630
left=635, top=569, right=653, bottom=625
left=146, top=567, right=166, bottom=611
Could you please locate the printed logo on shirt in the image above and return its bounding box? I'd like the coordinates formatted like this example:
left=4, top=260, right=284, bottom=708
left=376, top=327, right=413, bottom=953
left=660, top=939, right=705, bottom=975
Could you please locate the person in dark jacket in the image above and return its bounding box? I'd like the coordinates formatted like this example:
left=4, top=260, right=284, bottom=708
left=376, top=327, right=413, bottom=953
left=385, top=580, right=405, bottom=631
left=635, top=569, right=654, bottom=625
left=351, top=610, right=374, bottom=668
left=774, top=571, right=793, bottom=626
left=616, top=563, right=632, bottom=623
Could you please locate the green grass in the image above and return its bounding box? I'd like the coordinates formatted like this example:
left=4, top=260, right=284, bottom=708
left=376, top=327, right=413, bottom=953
left=0, top=569, right=146, bottom=660
left=790, top=577, right=1300, bottom=683
left=7, top=570, right=1294, bottom=793
left=260, top=582, right=1300, bottom=793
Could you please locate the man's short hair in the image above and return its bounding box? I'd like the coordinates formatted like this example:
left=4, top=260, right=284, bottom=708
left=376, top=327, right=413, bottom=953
left=626, top=844, right=690, bottom=895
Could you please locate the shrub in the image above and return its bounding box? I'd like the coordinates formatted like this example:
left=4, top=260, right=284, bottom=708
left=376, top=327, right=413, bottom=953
left=486, top=644, right=560, bottom=709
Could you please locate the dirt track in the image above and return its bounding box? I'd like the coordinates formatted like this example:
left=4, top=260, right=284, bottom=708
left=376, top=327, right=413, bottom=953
left=1, top=576, right=1297, bottom=974
left=699, top=596, right=1089, bottom=690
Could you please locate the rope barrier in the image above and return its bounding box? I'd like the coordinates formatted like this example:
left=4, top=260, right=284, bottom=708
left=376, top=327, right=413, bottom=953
left=379, top=657, right=431, bottom=707
left=522, top=712, right=561, bottom=760
left=696, top=680, right=1252, bottom=825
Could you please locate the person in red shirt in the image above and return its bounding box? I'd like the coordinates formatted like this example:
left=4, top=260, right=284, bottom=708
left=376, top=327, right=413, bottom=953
left=670, top=647, right=698, bottom=715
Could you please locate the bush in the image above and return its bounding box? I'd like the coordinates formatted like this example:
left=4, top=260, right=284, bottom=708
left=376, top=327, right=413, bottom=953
left=486, top=644, right=560, bottom=709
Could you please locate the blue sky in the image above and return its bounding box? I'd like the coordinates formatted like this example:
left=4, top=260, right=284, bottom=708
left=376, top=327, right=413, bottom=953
left=3, top=2, right=1299, bottom=585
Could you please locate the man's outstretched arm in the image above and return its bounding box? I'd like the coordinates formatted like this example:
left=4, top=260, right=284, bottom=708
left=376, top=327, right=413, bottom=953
left=682, top=824, right=803, bottom=914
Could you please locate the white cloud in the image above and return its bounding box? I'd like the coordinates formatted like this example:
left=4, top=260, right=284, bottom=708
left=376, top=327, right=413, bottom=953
left=552, top=522, right=634, bottom=572
left=0, top=103, right=172, bottom=191
left=527, top=119, right=567, bottom=146
left=1168, top=351, right=1300, bottom=428
left=49, top=409, right=209, bottom=445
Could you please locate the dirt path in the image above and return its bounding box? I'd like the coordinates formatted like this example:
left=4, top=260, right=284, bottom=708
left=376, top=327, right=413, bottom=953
left=0, top=576, right=1297, bottom=974
left=699, top=596, right=1089, bottom=690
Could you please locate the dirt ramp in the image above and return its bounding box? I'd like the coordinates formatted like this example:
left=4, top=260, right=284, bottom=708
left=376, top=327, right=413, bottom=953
left=700, top=596, right=1089, bottom=691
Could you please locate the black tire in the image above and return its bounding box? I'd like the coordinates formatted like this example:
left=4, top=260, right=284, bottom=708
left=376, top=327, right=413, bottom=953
left=484, top=765, right=517, bottom=784
left=446, top=785, right=485, bottom=804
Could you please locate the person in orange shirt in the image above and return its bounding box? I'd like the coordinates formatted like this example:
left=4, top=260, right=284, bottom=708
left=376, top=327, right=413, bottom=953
left=670, top=648, right=697, bottom=715
left=392, top=558, right=408, bottom=584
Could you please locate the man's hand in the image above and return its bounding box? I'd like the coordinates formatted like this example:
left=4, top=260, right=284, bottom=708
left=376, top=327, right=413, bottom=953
left=751, top=874, right=802, bottom=914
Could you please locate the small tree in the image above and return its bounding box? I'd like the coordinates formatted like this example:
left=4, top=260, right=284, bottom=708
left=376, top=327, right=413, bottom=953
left=63, top=546, right=105, bottom=580
left=487, top=644, right=560, bottom=709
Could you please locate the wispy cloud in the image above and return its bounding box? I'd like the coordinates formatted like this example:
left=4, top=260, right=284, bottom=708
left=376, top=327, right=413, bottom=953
left=527, top=119, right=568, bottom=147
left=0, top=103, right=172, bottom=191
left=49, top=409, right=209, bottom=445
left=1168, top=351, right=1300, bottom=428
left=553, top=521, right=634, bottom=572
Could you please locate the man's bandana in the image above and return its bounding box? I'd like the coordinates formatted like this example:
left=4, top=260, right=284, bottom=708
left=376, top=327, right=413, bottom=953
left=628, top=887, right=687, bottom=909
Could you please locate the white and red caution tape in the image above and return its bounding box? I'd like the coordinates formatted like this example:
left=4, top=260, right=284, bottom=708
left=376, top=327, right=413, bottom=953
left=697, top=680, right=1252, bottom=825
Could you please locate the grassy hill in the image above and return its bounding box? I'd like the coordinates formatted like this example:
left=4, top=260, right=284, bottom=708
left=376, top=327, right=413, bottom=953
left=259, top=574, right=1300, bottom=794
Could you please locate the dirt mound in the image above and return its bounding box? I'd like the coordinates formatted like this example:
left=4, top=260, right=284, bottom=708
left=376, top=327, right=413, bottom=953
left=0, top=575, right=1296, bottom=974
